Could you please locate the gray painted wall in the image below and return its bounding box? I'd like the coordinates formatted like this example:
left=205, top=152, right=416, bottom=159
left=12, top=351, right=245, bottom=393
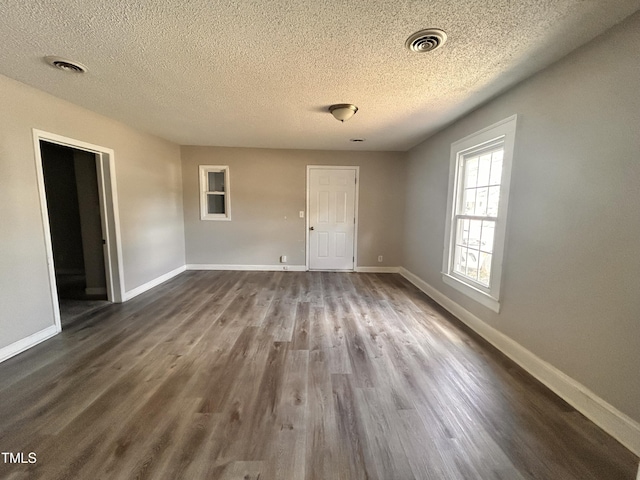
left=402, top=12, right=640, bottom=423
left=181, top=147, right=405, bottom=268
left=0, top=74, right=185, bottom=351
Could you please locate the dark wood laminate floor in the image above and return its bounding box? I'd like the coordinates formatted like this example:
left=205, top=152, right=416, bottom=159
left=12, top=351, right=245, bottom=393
left=0, top=271, right=637, bottom=479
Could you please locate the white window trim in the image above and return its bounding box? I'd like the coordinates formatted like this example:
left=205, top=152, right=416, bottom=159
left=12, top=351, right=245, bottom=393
left=442, top=115, right=518, bottom=312
left=199, top=165, right=231, bottom=221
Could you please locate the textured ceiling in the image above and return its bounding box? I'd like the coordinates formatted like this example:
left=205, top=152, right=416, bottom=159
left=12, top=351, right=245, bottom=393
left=1, top=1, right=639, bottom=151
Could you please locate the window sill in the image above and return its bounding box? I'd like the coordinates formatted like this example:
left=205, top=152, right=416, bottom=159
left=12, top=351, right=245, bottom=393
left=441, top=273, right=501, bottom=313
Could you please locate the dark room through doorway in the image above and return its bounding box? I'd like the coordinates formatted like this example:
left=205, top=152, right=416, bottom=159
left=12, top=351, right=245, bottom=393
left=40, top=140, right=110, bottom=327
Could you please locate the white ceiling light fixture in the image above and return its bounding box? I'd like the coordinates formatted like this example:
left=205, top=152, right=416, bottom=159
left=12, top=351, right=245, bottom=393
left=44, top=56, right=87, bottom=73
left=329, top=104, right=358, bottom=122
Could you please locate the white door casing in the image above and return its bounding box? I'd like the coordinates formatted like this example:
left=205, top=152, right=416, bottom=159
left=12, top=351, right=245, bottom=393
left=307, top=166, right=358, bottom=271
left=33, top=129, right=125, bottom=332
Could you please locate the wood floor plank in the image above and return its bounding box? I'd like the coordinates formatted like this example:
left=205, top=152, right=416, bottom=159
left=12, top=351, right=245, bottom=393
left=331, top=374, right=379, bottom=480
left=0, top=271, right=636, bottom=480
left=216, top=461, right=265, bottom=480
left=341, top=312, right=378, bottom=388
left=305, top=350, right=341, bottom=480
left=396, top=408, right=461, bottom=480
left=353, top=388, right=414, bottom=480
left=209, top=338, right=286, bottom=469
left=154, top=411, right=222, bottom=480
left=291, top=302, right=311, bottom=350
left=105, top=398, right=203, bottom=480
left=322, top=296, right=353, bottom=374
left=268, top=349, right=308, bottom=480
left=298, top=271, right=324, bottom=306
left=262, top=299, right=297, bottom=342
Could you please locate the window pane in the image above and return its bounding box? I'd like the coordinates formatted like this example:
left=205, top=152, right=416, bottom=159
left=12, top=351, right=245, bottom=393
left=456, top=218, right=467, bottom=245
left=208, top=171, right=225, bottom=192
left=463, top=188, right=476, bottom=215
left=487, top=186, right=500, bottom=217
left=490, top=150, right=503, bottom=185
left=468, top=219, right=482, bottom=248
left=461, top=218, right=470, bottom=245
left=453, top=245, right=465, bottom=274
left=474, top=187, right=488, bottom=216
left=464, top=248, right=480, bottom=280
left=479, top=252, right=492, bottom=286
left=480, top=220, right=495, bottom=253
left=464, top=157, right=478, bottom=188
left=207, top=193, right=225, bottom=214
left=477, top=154, right=491, bottom=187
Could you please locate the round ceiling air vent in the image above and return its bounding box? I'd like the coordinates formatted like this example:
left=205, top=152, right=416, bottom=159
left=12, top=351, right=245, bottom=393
left=405, top=28, right=447, bottom=53
left=44, top=56, right=87, bottom=73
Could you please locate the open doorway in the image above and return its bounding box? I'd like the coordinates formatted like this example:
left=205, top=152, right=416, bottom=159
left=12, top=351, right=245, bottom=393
left=34, top=130, right=124, bottom=331
left=40, top=141, right=109, bottom=326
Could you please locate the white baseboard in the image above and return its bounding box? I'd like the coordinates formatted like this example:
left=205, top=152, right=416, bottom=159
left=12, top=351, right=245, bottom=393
left=355, top=266, right=400, bottom=273
left=85, top=287, right=107, bottom=295
left=186, top=264, right=306, bottom=272
left=124, top=265, right=186, bottom=301
left=0, top=325, right=59, bottom=364
left=187, top=265, right=400, bottom=273
left=399, top=267, right=640, bottom=457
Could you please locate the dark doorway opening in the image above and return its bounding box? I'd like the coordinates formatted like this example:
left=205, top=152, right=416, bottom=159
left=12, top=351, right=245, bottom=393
left=40, top=141, right=110, bottom=327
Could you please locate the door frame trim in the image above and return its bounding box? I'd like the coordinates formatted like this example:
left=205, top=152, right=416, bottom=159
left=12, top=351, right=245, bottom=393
left=305, top=165, right=360, bottom=271
left=33, top=129, right=125, bottom=331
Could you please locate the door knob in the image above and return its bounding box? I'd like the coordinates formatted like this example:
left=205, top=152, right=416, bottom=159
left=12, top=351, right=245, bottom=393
left=309, top=226, right=315, bottom=231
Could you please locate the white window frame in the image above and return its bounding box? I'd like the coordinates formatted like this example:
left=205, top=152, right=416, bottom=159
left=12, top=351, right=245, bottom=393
left=199, top=165, right=231, bottom=221
left=442, top=115, right=517, bottom=312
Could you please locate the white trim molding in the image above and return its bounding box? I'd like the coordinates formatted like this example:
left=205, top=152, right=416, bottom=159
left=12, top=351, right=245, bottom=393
left=32, top=129, right=125, bottom=307
left=355, top=266, right=400, bottom=273
left=0, top=325, right=59, bottom=364
left=124, top=266, right=186, bottom=301
left=187, top=264, right=306, bottom=272
left=442, top=273, right=500, bottom=312
left=199, top=165, right=231, bottom=221
left=186, top=265, right=400, bottom=273
left=399, top=267, right=640, bottom=457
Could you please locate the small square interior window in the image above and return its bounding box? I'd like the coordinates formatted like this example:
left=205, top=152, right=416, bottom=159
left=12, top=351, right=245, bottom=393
left=199, top=165, right=230, bottom=220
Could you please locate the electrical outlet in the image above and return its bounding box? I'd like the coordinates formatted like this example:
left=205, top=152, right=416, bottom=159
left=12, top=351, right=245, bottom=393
left=280, top=255, right=287, bottom=263
left=378, top=255, right=383, bottom=263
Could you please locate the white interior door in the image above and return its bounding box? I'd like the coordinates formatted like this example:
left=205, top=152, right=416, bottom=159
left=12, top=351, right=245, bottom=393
left=308, top=167, right=357, bottom=270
